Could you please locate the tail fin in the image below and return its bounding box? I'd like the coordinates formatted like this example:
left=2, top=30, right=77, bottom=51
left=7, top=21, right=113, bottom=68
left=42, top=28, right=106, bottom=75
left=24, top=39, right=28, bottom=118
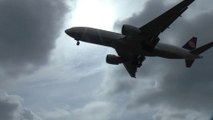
left=183, top=37, right=197, bottom=68
left=191, top=41, right=213, bottom=55
left=184, top=38, right=213, bottom=68
left=183, top=37, right=197, bottom=50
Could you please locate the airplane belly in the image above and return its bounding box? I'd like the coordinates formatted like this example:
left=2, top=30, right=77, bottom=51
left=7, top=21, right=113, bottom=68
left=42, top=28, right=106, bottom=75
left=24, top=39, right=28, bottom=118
left=154, top=50, right=183, bottom=58
left=154, top=43, right=196, bottom=59
left=81, top=28, right=124, bottom=47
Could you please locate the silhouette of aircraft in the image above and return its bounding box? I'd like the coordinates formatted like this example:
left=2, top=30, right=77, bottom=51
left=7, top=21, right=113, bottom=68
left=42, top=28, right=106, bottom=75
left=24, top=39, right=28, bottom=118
left=65, top=0, right=213, bottom=77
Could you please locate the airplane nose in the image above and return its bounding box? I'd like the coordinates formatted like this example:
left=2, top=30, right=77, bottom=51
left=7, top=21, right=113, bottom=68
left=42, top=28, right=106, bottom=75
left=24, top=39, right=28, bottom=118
left=65, top=28, right=76, bottom=37
left=65, top=29, right=70, bottom=35
left=65, top=27, right=82, bottom=40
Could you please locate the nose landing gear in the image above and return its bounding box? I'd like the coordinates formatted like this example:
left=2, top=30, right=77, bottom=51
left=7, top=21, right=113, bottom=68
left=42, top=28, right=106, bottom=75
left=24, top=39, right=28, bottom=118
left=76, top=41, right=80, bottom=46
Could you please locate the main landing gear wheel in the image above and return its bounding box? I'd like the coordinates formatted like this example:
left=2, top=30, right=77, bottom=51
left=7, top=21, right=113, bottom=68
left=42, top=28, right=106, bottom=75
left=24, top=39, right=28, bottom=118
left=137, top=56, right=145, bottom=67
left=76, top=41, right=80, bottom=46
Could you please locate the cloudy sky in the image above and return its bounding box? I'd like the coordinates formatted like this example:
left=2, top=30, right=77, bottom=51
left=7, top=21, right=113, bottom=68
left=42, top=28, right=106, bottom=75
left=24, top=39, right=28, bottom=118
left=0, top=0, right=213, bottom=120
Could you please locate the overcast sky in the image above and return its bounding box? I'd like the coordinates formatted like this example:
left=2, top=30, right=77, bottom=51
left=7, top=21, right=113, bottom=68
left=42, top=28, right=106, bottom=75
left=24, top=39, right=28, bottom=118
left=0, top=0, right=213, bottom=120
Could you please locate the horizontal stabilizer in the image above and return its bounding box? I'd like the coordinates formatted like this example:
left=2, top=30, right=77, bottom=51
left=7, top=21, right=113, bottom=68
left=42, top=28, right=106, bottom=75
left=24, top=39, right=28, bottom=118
left=191, top=42, right=213, bottom=55
left=185, top=59, right=195, bottom=68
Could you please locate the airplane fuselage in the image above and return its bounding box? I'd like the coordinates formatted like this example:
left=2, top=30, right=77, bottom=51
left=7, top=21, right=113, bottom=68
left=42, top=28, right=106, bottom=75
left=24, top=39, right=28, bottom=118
left=66, top=27, right=198, bottom=60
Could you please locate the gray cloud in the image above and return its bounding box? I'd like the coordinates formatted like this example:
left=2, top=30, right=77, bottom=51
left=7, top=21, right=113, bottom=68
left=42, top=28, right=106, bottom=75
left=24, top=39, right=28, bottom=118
left=0, top=91, right=41, bottom=120
left=104, top=0, right=213, bottom=119
left=0, top=93, right=20, bottom=120
left=0, top=0, right=68, bottom=78
left=72, top=101, right=114, bottom=120
left=114, top=0, right=168, bottom=30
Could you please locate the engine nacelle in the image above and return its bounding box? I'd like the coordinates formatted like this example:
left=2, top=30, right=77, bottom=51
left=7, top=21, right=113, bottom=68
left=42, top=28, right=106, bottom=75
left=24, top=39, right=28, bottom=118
left=106, top=54, right=123, bottom=65
left=122, top=24, right=140, bottom=36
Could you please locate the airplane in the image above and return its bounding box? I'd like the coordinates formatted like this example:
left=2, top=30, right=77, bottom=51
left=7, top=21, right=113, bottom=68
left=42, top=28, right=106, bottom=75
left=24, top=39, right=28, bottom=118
left=65, top=0, right=213, bottom=78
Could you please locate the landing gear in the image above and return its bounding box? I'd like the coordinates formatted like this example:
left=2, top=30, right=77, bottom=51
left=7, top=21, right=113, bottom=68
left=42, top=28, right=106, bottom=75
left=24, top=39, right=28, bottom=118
left=130, top=55, right=146, bottom=67
left=137, top=62, right=142, bottom=67
left=76, top=41, right=80, bottom=46
left=137, top=55, right=145, bottom=67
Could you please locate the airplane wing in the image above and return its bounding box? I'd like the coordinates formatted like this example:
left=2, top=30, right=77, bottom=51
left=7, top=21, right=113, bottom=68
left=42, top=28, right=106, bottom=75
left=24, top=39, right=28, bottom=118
left=116, top=49, right=145, bottom=78
left=114, top=0, right=195, bottom=77
left=139, top=0, right=195, bottom=49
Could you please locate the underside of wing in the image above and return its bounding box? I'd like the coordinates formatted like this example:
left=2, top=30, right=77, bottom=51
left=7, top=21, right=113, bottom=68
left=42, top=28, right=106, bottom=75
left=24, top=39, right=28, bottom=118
left=140, top=0, right=195, bottom=33
left=116, top=49, right=145, bottom=78
left=138, top=0, right=195, bottom=51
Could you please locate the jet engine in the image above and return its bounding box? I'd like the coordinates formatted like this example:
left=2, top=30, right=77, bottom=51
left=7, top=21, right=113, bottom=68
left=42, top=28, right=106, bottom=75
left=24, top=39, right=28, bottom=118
left=106, top=54, right=123, bottom=65
left=122, top=24, right=140, bottom=36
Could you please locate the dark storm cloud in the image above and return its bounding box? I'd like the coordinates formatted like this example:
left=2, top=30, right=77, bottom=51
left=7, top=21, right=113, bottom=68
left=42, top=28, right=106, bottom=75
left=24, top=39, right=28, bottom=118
left=0, top=91, right=40, bottom=120
left=0, top=94, right=20, bottom=120
left=0, top=0, right=68, bottom=77
left=110, top=0, right=213, bottom=119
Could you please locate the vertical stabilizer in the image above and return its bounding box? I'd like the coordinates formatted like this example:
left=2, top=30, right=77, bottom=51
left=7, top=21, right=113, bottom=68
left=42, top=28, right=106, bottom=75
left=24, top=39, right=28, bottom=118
left=183, top=37, right=197, bottom=50
left=183, top=37, right=197, bottom=68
